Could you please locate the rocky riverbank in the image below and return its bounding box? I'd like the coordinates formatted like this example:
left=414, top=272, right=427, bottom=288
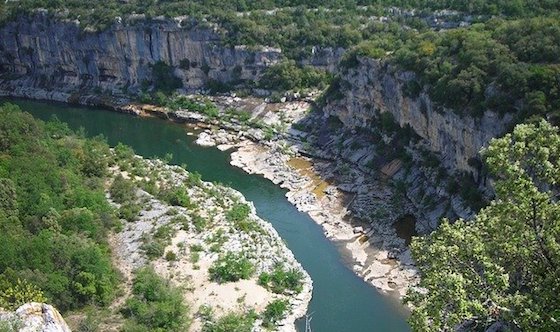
left=154, top=95, right=419, bottom=298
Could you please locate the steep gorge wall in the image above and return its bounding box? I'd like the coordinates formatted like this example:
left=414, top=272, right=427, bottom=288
left=0, top=12, right=282, bottom=95
left=322, top=57, right=514, bottom=176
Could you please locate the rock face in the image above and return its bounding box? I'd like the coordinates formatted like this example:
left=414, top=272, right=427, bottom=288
left=0, top=12, right=282, bottom=94
left=0, top=303, right=71, bottom=332
left=322, top=57, right=514, bottom=175
left=300, top=46, right=346, bottom=72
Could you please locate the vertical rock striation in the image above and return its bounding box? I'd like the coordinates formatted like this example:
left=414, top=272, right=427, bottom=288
left=322, top=57, right=514, bottom=176
left=0, top=12, right=282, bottom=95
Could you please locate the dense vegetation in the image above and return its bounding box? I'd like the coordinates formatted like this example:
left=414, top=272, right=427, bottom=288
left=336, top=17, right=560, bottom=121
left=373, top=0, right=560, bottom=16
left=408, top=120, right=560, bottom=331
left=394, top=18, right=560, bottom=119
left=259, top=61, right=332, bottom=91
left=0, top=103, right=119, bottom=312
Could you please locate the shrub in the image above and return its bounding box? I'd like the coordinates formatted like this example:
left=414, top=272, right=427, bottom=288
left=171, top=215, right=189, bottom=230
left=258, top=265, right=304, bottom=294
left=118, top=202, right=141, bottom=222
left=0, top=278, right=46, bottom=310
left=186, top=172, right=202, bottom=187
left=122, top=267, right=188, bottom=331
left=190, top=251, right=200, bottom=263
left=209, top=253, right=254, bottom=283
left=113, top=143, right=135, bottom=161
left=192, top=215, right=207, bottom=232
left=141, top=241, right=166, bottom=260
left=154, top=224, right=175, bottom=241
left=110, top=175, right=136, bottom=204
left=225, top=203, right=250, bottom=223
left=165, top=251, right=177, bottom=261
left=159, top=186, right=192, bottom=208
left=259, top=60, right=330, bottom=91
left=202, top=311, right=256, bottom=332
left=262, top=299, right=289, bottom=328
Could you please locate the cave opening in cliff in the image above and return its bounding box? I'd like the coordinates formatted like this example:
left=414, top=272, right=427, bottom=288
left=393, top=214, right=417, bottom=246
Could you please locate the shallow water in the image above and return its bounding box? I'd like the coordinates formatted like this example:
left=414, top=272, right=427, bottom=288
left=7, top=98, right=411, bottom=332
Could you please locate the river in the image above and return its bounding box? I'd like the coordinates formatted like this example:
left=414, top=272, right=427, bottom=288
left=6, top=98, right=410, bottom=332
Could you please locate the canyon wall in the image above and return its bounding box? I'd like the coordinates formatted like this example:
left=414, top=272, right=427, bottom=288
left=0, top=12, right=282, bottom=94
left=322, top=57, right=514, bottom=176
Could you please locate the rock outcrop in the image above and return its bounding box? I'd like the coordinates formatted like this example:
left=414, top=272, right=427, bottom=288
left=0, top=12, right=282, bottom=94
left=0, top=303, right=71, bottom=332
left=311, top=56, right=519, bottom=232
left=322, top=57, right=514, bottom=175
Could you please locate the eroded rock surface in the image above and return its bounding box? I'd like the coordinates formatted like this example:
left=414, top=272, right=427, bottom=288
left=0, top=303, right=71, bottom=332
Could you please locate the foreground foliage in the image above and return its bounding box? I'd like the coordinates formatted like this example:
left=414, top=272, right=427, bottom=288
left=407, top=120, right=560, bottom=331
left=0, top=103, right=119, bottom=312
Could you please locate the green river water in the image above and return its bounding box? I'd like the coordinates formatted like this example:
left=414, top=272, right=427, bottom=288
left=6, top=98, right=410, bottom=332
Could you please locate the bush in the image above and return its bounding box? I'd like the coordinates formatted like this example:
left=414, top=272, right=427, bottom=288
left=225, top=203, right=250, bottom=223
left=154, top=224, right=175, bottom=241
left=118, top=202, right=141, bottom=222
left=192, top=215, right=207, bottom=232
left=159, top=186, right=192, bottom=208
left=202, top=311, right=256, bottom=332
left=258, top=265, right=304, bottom=294
left=141, top=241, right=166, bottom=260
left=262, top=299, right=289, bottom=328
left=226, top=203, right=260, bottom=232
left=122, top=267, right=189, bottom=331
left=113, top=143, right=135, bottom=162
left=209, top=253, right=254, bottom=283
left=0, top=278, right=46, bottom=310
left=259, top=60, right=331, bottom=91
left=165, top=251, right=177, bottom=261
left=110, top=175, right=136, bottom=204
left=186, top=172, right=202, bottom=187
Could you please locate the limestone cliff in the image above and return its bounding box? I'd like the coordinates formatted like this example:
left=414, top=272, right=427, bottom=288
left=0, top=12, right=282, bottom=95
left=322, top=57, right=514, bottom=176
left=0, top=303, right=71, bottom=332
left=310, top=56, right=518, bottom=232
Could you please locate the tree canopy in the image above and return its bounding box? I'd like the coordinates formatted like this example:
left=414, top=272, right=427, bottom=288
left=407, top=119, right=560, bottom=331
left=0, top=103, right=119, bottom=312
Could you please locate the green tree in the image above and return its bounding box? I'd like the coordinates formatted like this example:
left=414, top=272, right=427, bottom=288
left=0, top=103, right=119, bottom=312
left=407, top=120, right=560, bottom=331
left=0, top=178, right=18, bottom=217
